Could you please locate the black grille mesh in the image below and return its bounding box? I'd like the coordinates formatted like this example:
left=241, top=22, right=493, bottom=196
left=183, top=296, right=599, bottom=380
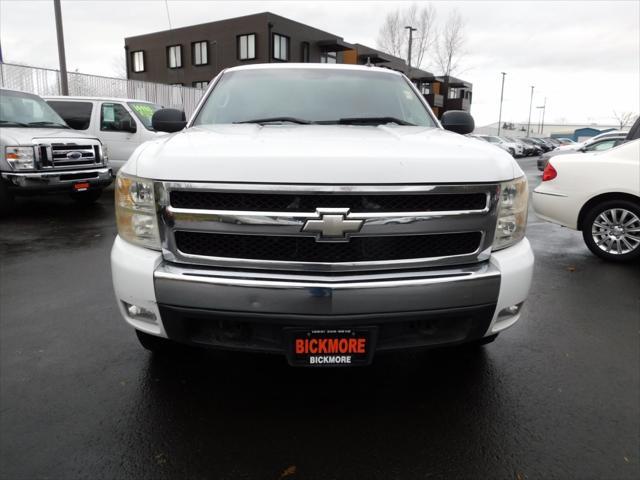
left=170, top=191, right=487, bottom=212
left=174, top=232, right=482, bottom=263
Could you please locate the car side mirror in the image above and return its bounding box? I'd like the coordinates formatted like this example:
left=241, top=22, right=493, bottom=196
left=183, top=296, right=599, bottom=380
left=152, top=108, right=187, bottom=133
left=122, top=118, right=137, bottom=133
left=441, top=110, right=475, bottom=135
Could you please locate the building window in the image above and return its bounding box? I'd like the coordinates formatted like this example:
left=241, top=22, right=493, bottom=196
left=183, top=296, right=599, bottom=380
left=167, top=45, right=182, bottom=69
left=320, top=50, right=337, bottom=63
left=237, top=34, right=256, bottom=60
left=193, top=81, right=208, bottom=89
left=301, top=42, right=310, bottom=62
left=192, top=41, right=208, bottom=65
left=131, top=51, right=144, bottom=72
left=273, top=33, right=289, bottom=61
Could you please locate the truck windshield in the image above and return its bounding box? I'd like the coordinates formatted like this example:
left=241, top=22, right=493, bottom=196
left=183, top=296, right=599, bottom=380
left=128, top=102, right=163, bottom=130
left=0, top=89, right=69, bottom=128
left=193, top=68, right=436, bottom=127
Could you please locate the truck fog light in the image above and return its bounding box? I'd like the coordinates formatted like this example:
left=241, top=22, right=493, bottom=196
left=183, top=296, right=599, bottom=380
left=124, top=302, right=157, bottom=323
left=498, top=302, right=523, bottom=319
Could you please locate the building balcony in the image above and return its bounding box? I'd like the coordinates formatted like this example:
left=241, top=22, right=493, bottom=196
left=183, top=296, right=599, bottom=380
left=445, top=97, right=471, bottom=111
left=424, top=93, right=444, bottom=108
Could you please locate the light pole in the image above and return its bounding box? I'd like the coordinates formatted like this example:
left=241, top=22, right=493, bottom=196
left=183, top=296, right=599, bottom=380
left=539, top=97, right=547, bottom=134
left=405, top=26, right=417, bottom=74
left=497, top=72, right=506, bottom=136
left=526, top=85, right=535, bottom=137
left=53, top=0, right=69, bottom=95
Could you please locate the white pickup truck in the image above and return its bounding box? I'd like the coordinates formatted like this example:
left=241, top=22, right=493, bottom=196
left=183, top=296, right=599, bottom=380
left=1, top=89, right=112, bottom=215
left=111, top=64, right=534, bottom=367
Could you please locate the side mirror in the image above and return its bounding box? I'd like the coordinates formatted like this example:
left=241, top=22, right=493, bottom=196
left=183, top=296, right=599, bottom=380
left=152, top=108, right=187, bottom=133
left=122, top=118, right=137, bottom=133
left=441, top=110, right=475, bottom=135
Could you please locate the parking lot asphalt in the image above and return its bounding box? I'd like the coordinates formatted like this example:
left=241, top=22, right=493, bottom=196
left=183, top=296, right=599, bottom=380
left=1, top=157, right=639, bottom=480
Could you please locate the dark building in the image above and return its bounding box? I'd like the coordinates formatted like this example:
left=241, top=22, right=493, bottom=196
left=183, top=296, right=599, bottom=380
left=124, top=11, right=471, bottom=117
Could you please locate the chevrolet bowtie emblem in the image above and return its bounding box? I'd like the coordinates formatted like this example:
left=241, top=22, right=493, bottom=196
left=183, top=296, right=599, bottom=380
left=302, top=208, right=364, bottom=242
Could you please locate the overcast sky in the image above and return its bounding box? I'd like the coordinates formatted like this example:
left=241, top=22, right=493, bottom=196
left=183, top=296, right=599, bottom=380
left=1, top=0, right=638, bottom=126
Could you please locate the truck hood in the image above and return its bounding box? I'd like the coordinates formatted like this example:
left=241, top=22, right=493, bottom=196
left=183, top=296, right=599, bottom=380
left=129, top=125, right=520, bottom=184
left=1, top=127, right=99, bottom=145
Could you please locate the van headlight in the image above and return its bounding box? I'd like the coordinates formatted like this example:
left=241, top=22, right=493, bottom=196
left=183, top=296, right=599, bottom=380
left=5, top=146, right=35, bottom=170
left=115, top=173, right=161, bottom=250
left=493, top=176, right=528, bottom=250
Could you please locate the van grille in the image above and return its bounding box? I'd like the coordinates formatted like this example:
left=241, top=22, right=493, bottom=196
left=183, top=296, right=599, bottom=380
left=34, top=140, right=103, bottom=169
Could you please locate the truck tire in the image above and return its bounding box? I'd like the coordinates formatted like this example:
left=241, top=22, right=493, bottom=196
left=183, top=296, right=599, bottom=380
left=70, top=188, right=103, bottom=204
left=135, top=330, right=174, bottom=353
left=0, top=180, right=14, bottom=217
left=582, top=199, right=640, bottom=262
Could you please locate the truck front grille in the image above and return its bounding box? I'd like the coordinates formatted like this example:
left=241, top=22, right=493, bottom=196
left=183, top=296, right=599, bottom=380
left=174, top=231, right=482, bottom=263
left=159, top=182, right=500, bottom=272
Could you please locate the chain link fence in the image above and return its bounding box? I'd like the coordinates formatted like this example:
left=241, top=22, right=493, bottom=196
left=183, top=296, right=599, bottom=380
left=0, top=63, right=205, bottom=116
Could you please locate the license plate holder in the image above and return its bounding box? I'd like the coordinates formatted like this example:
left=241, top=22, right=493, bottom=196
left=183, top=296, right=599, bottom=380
left=285, top=327, right=377, bottom=367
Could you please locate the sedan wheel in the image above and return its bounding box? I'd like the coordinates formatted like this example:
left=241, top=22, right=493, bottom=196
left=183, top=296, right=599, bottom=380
left=583, top=200, right=640, bottom=262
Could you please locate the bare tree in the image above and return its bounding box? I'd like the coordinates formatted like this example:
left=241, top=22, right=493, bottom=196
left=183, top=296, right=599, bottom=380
left=435, top=9, right=465, bottom=77
left=110, top=54, right=127, bottom=79
left=613, top=111, right=637, bottom=129
left=377, top=3, right=437, bottom=70
left=377, top=9, right=405, bottom=58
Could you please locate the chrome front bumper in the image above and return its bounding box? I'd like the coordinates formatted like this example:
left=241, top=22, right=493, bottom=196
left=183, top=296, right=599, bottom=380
left=2, top=167, right=113, bottom=192
left=154, top=262, right=501, bottom=316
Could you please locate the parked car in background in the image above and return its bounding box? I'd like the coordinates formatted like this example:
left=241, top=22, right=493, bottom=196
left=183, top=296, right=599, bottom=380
left=528, top=137, right=553, bottom=152
left=504, top=136, right=535, bottom=156
left=520, top=138, right=545, bottom=155
left=476, top=135, right=520, bottom=157
left=533, top=136, right=640, bottom=262
left=45, top=96, right=166, bottom=173
left=537, top=133, right=627, bottom=170
left=556, top=137, right=578, bottom=146
left=0, top=89, right=111, bottom=215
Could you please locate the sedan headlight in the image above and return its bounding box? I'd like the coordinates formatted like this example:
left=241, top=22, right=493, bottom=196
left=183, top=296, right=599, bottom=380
left=115, top=173, right=161, bottom=250
left=493, top=176, right=529, bottom=250
left=5, top=146, right=35, bottom=170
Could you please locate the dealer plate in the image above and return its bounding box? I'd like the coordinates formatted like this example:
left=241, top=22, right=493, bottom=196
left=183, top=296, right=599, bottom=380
left=285, top=327, right=377, bottom=367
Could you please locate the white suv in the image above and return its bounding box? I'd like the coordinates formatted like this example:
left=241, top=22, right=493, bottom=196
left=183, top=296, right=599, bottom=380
left=111, top=64, right=534, bottom=366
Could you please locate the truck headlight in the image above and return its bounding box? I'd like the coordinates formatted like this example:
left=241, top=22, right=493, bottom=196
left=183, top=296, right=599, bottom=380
left=115, top=173, right=161, bottom=250
left=493, top=176, right=528, bottom=250
left=5, top=146, right=35, bottom=170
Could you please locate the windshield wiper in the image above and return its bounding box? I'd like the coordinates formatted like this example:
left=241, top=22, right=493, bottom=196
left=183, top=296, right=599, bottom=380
left=0, top=120, right=30, bottom=127
left=332, top=116, right=415, bottom=126
left=28, top=121, right=70, bottom=128
left=234, top=117, right=312, bottom=125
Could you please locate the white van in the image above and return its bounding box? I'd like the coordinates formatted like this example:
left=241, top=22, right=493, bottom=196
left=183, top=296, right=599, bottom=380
left=45, top=96, right=167, bottom=172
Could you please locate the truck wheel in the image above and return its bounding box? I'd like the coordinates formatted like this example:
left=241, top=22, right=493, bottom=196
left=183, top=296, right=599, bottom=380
left=582, top=199, right=640, bottom=262
left=0, top=180, right=14, bottom=217
left=70, top=188, right=103, bottom=204
left=135, top=330, right=174, bottom=353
